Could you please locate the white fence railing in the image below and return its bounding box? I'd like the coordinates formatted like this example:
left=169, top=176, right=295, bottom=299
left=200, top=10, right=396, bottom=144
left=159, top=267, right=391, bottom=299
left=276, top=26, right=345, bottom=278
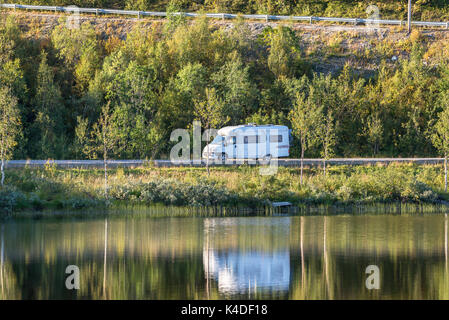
left=1, top=3, right=449, bottom=28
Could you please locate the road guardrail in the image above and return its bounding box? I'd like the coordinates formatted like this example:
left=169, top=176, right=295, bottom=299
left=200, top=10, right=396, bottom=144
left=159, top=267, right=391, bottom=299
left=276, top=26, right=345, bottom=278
left=1, top=3, right=449, bottom=29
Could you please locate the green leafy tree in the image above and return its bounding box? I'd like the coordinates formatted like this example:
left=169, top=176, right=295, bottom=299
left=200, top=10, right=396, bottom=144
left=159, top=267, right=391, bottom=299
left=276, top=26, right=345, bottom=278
left=364, top=113, right=383, bottom=157
left=245, top=109, right=287, bottom=126
left=100, top=54, right=160, bottom=158
left=332, top=65, right=365, bottom=156
left=74, top=116, right=90, bottom=159
left=95, top=102, right=119, bottom=199
left=125, top=0, right=152, bottom=11
left=378, top=44, right=437, bottom=156
left=80, top=102, right=120, bottom=199
left=167, top=16, right=216, bottom=69
left=431, top=93, right=449, bottom=192
left=158, top=62, right=208, bottom=146
left=266, top=26, right=304, bottom=79
left=0, top=20, right=26, bottom=102
left=51, top=22, right=101, bottom=92
left=211, top=53, right=259, bottom=122
left=33, top=51, right=65, bottom=159
left=194, top=87, right=229, bottom=176
left=317, top=110, right=336, bottom=177
left=289, top=91, right=321, bottom=184
left=174, top=62, right=208, bottom=102
left=165, top=0, right=188, bottom=33
left=0, top=87, right=20, bottom=186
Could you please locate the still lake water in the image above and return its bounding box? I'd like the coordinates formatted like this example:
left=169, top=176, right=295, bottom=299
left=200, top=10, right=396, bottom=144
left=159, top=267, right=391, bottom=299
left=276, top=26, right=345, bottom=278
left=0, top=213, right=449, bottom=299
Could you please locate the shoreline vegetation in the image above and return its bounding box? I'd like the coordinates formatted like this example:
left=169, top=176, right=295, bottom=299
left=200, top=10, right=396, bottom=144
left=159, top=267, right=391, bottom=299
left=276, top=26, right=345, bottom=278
left=2, top=163, right=449, bottom=218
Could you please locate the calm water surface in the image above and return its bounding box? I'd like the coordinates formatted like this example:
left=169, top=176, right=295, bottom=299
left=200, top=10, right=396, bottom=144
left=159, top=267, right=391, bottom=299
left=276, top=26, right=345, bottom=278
left=0, top=213, right=448, bottom=299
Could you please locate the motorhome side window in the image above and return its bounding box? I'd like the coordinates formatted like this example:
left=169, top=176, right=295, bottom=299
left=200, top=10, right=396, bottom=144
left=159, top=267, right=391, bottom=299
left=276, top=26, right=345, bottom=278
left=244, top=135, right=265, bottom=144
left=269, top=135, right=283, bottom=143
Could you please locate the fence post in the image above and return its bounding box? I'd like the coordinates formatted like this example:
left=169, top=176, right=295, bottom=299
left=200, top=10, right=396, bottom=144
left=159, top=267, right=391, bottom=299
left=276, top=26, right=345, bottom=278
left=446, top=22, right=449, bottom=29
left=407, top=0, right=412, bottom=34
left=96, top=8, right=98, bottom=16
left=265, top=14, right=269, bottom=22
left=309, top=16, right=313, bottom=24
left=222, top=13, right=225, bottom=21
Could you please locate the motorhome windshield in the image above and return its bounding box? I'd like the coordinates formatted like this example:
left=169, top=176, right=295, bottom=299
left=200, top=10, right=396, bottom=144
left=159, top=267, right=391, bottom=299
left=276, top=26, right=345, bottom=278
left=211, top=135, right=224, bottom=145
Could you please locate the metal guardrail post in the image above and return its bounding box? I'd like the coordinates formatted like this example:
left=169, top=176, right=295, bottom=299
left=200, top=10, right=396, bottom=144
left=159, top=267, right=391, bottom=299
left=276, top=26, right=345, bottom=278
left=408, top=0, right=412, bottom=34
left=309, top=16, right=313, bottom=24
left=446, top=22, right=449, bottom=29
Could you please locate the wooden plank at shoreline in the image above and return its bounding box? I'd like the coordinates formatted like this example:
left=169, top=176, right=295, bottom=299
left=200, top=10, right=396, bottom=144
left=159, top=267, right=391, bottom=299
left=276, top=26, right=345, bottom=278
left=3, top=158, right=445, bottom=169
left=271, top=202, right=292, bottom=207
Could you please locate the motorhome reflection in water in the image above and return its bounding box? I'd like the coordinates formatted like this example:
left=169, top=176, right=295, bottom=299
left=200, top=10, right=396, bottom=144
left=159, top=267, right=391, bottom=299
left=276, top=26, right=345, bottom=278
left=202, top=124, right=292, bottom=161
left=203, top=217, right=291, bottom=295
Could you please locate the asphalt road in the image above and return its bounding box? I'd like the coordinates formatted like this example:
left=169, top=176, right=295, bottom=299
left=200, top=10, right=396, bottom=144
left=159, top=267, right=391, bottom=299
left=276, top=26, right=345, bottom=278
left=3, top=158, right=445, bottom=168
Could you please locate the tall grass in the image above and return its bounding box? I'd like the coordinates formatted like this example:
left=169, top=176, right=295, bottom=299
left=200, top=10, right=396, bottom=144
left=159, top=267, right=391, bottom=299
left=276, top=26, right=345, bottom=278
left=1, top=163, right=449, bottom=216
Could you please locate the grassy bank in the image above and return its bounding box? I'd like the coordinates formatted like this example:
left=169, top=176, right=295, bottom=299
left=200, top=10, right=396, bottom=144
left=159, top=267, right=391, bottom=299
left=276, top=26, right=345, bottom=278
left=1, top=162, right=449, bottom=217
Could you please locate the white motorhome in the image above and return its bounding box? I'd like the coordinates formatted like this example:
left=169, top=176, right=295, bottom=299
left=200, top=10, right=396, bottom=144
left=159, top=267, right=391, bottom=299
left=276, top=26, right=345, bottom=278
left=202, top=124, right=291, bottom=161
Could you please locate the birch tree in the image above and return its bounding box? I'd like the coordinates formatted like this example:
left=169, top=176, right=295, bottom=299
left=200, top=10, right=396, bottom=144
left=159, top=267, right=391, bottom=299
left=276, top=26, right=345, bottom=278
left=194, top=87, right=228, bottom=176
left=0, top=87, right=20, bottom=187
left=364, top=113, right=383, bottom=157
left=289, top=91, right=321, bottom=184
left=88, top=102, right=119, bottom=200
left=317, top=110, right=336, bottom=177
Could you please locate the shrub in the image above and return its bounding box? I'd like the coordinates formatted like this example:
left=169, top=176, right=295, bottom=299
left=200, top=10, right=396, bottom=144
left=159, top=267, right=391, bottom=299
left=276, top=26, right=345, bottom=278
left=0, top=187, right=26, bottom=214
left=110, top=178, right=238, bottom=206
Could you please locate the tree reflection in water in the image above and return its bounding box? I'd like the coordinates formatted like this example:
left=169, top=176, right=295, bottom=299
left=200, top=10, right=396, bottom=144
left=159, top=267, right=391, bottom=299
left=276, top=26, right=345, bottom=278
left=0, top=213, right=448, bottom=299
